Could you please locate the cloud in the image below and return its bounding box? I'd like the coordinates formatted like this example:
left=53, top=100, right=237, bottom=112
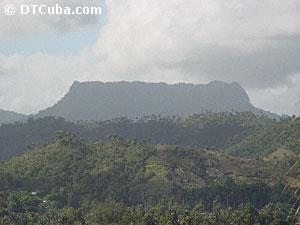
left=92, top=0, right=300, bottom=88
left=248, top=74, right=300, bottom=115
left=0, top=0, right=103, bottom=38
left=0, top=53, right=93, bottom=114
left=0, top=0, right=300, bottom=114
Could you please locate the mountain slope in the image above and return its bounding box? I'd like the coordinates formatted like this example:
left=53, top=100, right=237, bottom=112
left=0, top=133, right=299, bottom=225
left=1, top=135, right=297, bottom=201
left=36, top=81, right=272, bottom=121
left=0, top=135, right=298, bottom=224
left=0, top=112, right=276, bottom=160
left=0, top=109, right=26, bottom=125
left=228, top=116, right=300, bottom=157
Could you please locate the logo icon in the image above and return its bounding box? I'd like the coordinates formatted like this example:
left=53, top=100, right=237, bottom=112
left=5, top=5, right=16, bottom=15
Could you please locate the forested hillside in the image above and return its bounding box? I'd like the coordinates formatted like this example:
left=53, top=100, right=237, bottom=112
left=0, top=134, right=299, bottom=224
left=0, top=112, right=298, bottom=160
left=227, top=116, right=300, bottom=157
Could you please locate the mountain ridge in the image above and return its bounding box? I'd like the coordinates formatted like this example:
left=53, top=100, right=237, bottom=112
left=0, top=109, right=26, bottom=125
left=36, top=80, right=276, bottom=121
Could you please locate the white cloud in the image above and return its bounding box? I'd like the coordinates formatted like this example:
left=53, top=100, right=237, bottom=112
left=0, top=53, right=93, bottom=114
left=0, top=0, right=102, bottom=38
left=248, top=74, right=300, bottom=115
left=91, top=0, right=300, bottom=88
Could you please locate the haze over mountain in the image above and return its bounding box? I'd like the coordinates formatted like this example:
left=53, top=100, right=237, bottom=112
left=296, top=99, right=300, bottom=115
left=0, top=109, right=26, bottom=125
left=37, top=80, right=273, bottom=121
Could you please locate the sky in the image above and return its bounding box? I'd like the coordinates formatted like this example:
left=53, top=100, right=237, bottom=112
left=0, top=0, right=300, bottom=115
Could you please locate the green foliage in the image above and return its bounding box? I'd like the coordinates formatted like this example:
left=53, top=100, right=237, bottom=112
left=0, top=112, right=290, bottom=160
left=228, top=116, right=300, bottom=157
left=0, top=134, right=298, bottom=224
left=0, top=112, right=299, bottom=224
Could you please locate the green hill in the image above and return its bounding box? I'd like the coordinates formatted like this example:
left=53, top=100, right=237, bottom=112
left=0, top=133, right=299, bottom=224
left=0, top=112, right=277, bottom=160
left=227, top=116, right=300, bottom=157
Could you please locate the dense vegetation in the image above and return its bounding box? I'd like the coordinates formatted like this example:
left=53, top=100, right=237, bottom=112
left=0, top=133, right=299, bottom=224
left=227, top=116, right=300, bottom=157
left=0, top=112, right=299, bottom=160
left=0, top=112, right=299, bottom=224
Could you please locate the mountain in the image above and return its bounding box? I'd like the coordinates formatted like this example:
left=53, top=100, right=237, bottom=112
left=296, top=99, right=300, bottom=115
left=0, top=109, right=26, bottom=125
left=36, top=81, right=273, bottom=121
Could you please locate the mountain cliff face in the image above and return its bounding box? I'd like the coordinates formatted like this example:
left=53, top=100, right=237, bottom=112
left=0, top=109, right=26, bottom=124
left=37, top=81, right=270, bottom=121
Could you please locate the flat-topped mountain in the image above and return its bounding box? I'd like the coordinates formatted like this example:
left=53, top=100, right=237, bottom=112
left=37, top=80, right=272, bottom=121
left=0, top=109, right=26, bottom=124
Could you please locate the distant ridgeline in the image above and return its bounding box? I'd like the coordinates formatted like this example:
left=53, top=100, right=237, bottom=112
left=0, top=112, right=299, bottom=160
left=0, top=80, right=299, bottom=224
left=0, top=81, right=286, bottom=160
left=0, top=109, right=26, bottom=125
left=35, top=80, right=276, bottom=121
left=0, top=81, right=276, bottom=126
